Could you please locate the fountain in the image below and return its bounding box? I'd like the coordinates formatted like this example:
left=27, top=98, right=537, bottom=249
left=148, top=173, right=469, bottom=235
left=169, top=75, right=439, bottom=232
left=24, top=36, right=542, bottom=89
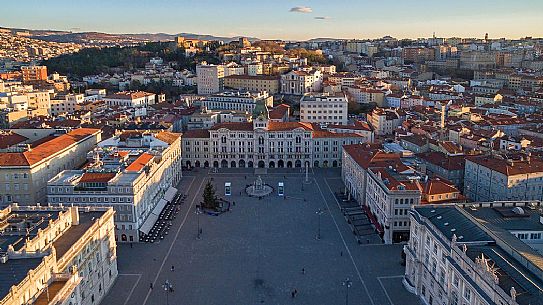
left=245, top=175, right=273, bottom=197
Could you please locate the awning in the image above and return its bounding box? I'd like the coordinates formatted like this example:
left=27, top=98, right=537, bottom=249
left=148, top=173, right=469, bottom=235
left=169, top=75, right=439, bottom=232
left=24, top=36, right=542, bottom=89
left=164, top=186, right=178, bottom=202
left=139, top=213, right=159, bottom=235
left=362, top=205, right=384, bottom=234
left=152, top=199, right=168, bottom=216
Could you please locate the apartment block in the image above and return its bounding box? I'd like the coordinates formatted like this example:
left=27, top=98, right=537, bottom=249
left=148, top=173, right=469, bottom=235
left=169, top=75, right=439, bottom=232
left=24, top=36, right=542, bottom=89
left=0, top=205, right=117, bottom=305
left=224, top=75, right=280, bottom=94
left=196, top=63, right=225, bottom=95
left=0, top=128, right=102, bottom=206
left=405, top=202, right=543, bottom=305
left=300, top=92, right=348, bottom=125
left=47, top=131, right=182, bottom=242
left=464, top=155, right=543, bottom=202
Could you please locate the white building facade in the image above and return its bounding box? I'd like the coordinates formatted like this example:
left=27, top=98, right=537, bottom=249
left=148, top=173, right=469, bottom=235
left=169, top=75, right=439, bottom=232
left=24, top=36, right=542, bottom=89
left=280, top=70, right=322, bottom=95
left=47, top=131, right=183, bottom=243
left=300, top=92, right=348, bottom=125
left=182, top=117, right=364, bottom=169
left=464, top=156, right=543, bottom=202
left=202, top=90, right=273, bottom=113
left=196, top=63, right=225, bottom=95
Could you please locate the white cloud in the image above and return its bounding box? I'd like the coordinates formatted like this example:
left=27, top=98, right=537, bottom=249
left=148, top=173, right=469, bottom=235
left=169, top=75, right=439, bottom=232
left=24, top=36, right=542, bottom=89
left=314, top=16, right=331, bottom=20
left=289, top=6, right=313, bottom=13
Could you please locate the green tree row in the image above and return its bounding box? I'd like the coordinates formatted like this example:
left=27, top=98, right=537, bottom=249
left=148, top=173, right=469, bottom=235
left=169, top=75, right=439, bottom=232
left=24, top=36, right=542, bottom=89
left=43, top=42, right=221, bottom=79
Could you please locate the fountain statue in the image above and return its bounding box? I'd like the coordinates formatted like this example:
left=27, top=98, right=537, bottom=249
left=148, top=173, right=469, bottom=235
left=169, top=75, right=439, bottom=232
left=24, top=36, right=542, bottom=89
left=246, top=175, right=273, bottom=197
left=254, top=176, right=264, bottom=191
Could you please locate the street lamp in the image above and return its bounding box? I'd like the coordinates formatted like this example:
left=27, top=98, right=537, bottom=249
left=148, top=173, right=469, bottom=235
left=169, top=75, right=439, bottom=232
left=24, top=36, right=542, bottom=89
left=341, top=277, right=352, bottom=305
left=162, top=280, right=173, bottom=305
left=196, top=204, right=202, bottom=240
left=316, top=208, right=324, bottom=240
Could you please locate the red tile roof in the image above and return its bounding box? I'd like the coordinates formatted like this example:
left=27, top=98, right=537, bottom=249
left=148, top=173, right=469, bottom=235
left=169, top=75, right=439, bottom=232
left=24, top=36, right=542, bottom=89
left=313, top=131, right=363, bottom=138
left=466, top=155, right=543, bottom=176
left=423, top=178, right=459, bottom=195
left=125, top=153, right=154, bottom=172
left=79, top=172, right=117, bottom=183
left=267, top=122, right=314, bottom=131
left=0, top=132, right=28, bottom=149
left=210, top=122, right=254, bottom=131
left=417, top=152, right=465, bottom=171
left=343, top=144, right=403, bottom=170
left=0, top=128, right=100, bottom=167
left=182, top=130, right=210, bottom=138
left=268, top=104, right=290, bottom=120
left=328, top=121, right=373, bottom=132
left=155, top=131, right=181, bottom=144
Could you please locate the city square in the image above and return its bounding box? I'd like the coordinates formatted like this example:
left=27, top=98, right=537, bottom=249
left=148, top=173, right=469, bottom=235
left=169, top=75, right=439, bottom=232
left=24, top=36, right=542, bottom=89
left=102, top=168, right=420, bottom=305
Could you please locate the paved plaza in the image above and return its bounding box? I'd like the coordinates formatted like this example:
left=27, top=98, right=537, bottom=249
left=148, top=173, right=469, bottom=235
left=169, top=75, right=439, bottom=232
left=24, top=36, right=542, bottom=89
left=102, top=168, right=421, bottom=305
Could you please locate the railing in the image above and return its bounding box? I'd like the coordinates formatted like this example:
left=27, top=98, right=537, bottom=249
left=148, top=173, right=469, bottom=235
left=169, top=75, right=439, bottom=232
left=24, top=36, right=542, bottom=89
left=57, top=209, right=114, bottom=270
left=49, top=273, right=81, bottom=305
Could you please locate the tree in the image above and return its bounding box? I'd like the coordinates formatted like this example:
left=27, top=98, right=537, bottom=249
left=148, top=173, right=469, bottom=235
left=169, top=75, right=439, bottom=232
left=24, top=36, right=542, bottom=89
left=202, top=181, right=219, bottom=210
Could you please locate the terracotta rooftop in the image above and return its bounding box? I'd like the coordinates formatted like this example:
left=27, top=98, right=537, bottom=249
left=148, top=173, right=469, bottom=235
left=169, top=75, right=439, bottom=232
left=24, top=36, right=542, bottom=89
left=267, top=121, right=314, bottom=131
left=155, top=131, right=181, bottom=144
left=125, top=153, right=154, bottom=172
left=313, top=131, right=362, bottom=138
left=423, top=178, right=460, bottom=195
left=268, top=104, right=290, bottom=120
left=79, top=172, right=117, bottom=183
left=328, top=120, right=373, bottom=132
left=210, top=122, right=254, bottom=131
left=0, top=132, right=28, bottom=149
left=343, top=144, right=404, bottom=170
left=466, top=155, right=543, bottom=176
left=401, top=134, right=428, bottom=147
left=417, top=152, right=466, bottom=171
left=182, top=129, right=210, bottom=138
left=370, top=167, right=420, bottom=191
left=0, top=128, right=100, bottom=167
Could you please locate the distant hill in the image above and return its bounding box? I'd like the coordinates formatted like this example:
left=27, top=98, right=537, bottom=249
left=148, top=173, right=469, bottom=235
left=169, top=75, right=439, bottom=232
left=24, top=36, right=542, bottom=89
left=0, top=26, right=70, bottom=36
left=1, top=26, right=258, bottom=45
left=126, top=33, right=259, bottom=42
left=306, top=37, right=345, bottom=42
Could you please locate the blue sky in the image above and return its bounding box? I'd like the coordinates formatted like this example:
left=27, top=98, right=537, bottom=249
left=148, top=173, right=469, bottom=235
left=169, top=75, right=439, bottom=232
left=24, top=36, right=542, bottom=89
left=2, top=0, right=542, bottom=40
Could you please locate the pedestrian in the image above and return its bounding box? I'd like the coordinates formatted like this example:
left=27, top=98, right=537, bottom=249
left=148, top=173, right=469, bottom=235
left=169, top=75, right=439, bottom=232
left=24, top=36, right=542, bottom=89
left=130, top=243, right=133, bottom=248
left=291, top=290, right=296, bottom=298
left=233, top=201, right=236, bottom=206
left=302, top=268, right=305, bottom=274
left=150, top=282, right=153, bottom=290
left=171, top=265, right=175, bottom=272
left=366, top=238, right=370, bottom=244
left=340, top=251, right=343, bottom=257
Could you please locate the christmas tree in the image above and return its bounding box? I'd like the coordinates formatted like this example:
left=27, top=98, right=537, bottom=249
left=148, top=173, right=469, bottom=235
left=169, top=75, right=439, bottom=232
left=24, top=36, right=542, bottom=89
left=202, top=181, right=219, bottom=210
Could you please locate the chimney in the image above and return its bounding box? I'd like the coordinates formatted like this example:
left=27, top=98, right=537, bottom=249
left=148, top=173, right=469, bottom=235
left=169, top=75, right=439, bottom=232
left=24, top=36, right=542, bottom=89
left=71, top=206, right=80, bottom=225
